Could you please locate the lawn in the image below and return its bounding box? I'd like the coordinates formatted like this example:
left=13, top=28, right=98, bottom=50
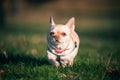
left=0, top=20, right=120, bottom=80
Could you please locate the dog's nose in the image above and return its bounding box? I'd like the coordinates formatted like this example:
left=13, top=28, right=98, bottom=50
left=54, top=36, right=59, bottom=42
left=55, top=39, right=59, bottom=42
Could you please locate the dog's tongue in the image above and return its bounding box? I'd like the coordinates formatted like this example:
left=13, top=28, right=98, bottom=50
left=55, top=48, right=69, bottom=54
left=55, top=49, right=63, bottom=54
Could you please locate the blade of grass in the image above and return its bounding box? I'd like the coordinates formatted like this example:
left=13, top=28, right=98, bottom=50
left=102, top=52, right=112, bottom=80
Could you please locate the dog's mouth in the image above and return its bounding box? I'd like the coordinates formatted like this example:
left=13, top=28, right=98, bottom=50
left=55, top=48, right=69, bottom=54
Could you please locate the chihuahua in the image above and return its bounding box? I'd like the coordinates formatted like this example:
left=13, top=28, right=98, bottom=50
left=46, top=17, right=80, bottom=67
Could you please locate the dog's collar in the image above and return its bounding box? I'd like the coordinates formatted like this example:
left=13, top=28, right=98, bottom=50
left=47, top=41, right=77, bottom=56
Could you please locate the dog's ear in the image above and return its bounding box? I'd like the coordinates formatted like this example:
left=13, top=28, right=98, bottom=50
left=66, top=17, right=75, bottom=31
left=50, top=16, right=55, bottom=25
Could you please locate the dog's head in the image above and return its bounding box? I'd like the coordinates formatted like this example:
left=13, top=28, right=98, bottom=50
left=48, top=17, right=75, bottom=48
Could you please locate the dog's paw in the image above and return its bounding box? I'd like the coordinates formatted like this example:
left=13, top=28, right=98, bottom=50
left=59, top=61, right=66, bottom=68
left=68, top=61, right=73, bottom=67
left=54, top=61, right=60, bottom=67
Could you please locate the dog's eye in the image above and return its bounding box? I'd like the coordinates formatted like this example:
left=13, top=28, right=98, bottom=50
left=61, top=32, right=66, bottom=36
left=50, top=32, right=55, bottom=36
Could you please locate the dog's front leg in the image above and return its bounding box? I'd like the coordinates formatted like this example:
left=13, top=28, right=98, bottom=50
left=60, top=56, right=74, bottom=67
left=60, top=56, right=70, bottom=67
left=48, top=58, right=60, bottom=67
left=47, top=51, right=60, bottom=67
left=60, top=59, right=68, bottom=68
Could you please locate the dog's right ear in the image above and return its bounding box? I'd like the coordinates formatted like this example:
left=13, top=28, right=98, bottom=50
left=50, top=16, right=55, bottom=25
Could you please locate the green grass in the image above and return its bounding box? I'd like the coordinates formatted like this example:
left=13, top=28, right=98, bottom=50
left=0, top=22, right=120, bottom=80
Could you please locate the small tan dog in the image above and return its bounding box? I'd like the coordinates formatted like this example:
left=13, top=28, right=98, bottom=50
left=46, top=17, right=80, bottom=67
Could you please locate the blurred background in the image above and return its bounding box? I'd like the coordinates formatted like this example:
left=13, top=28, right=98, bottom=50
left=0, top=0, right=120, bottom=28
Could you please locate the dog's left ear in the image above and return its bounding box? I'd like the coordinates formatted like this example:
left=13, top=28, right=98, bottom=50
left=66, top=17, right=75, bottom=31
